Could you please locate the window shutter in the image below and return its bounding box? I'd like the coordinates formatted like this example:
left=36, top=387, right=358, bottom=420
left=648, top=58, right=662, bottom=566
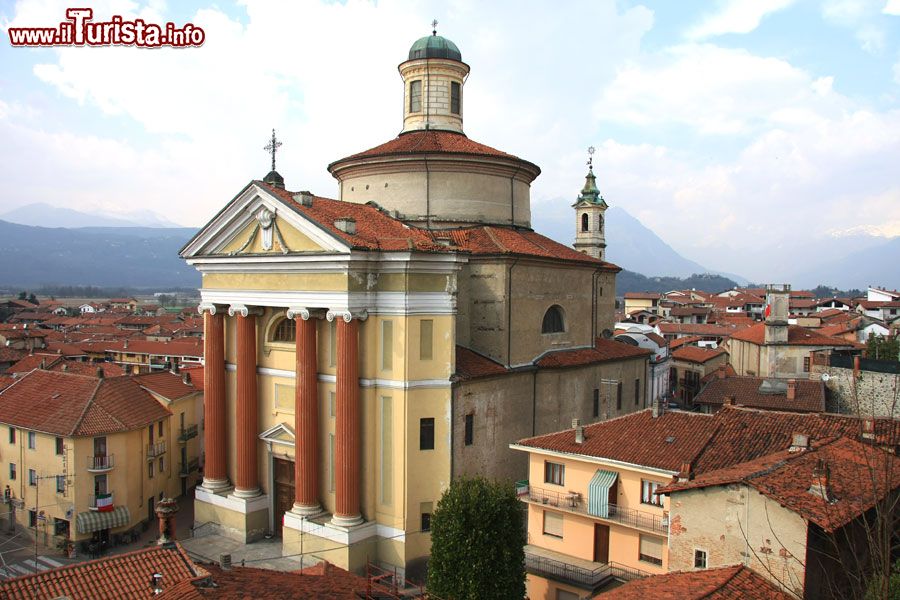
left=543, top=511, right=564, bottom=537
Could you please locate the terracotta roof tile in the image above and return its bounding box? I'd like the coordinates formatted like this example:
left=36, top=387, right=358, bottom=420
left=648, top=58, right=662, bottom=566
left=659, top=323, right=743, bottom=337
left=328, top=128, right=528, bottom=164
left=535, top=338, right=651, bottom=369
left=668, top=336, right=704, bottom=350
left=694, top=376, right=825, bottom=413
left=0, top=543, right=202, bottom=600
left=455, top=346, right=509, bottom=381
left=729, top=323, right=855, bottom=346
left=0, top=347, right=28, bottom=363
left=6, top=353, right=63, bottom=374
left=671, top=346, right=726, bottom=364
left=435, top=226, right=617, bottom=267
left=47, top=361, right=126, bottom=378
left=661, top=437, right=900, bottom=532
left=0, top=370, right=171, bottom=436
left=599, top=564, right=793, bottom=599
left=135, top=371, right=200, bottom=400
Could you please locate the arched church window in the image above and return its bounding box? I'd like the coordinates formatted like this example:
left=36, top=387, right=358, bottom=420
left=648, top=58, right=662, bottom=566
left=581, top=213, right=589, bottom=232
left=409, top=80, right=422, bottom=113
left=271, top=318, right=296, bottom=343
left=451, top=81, right=461, bottom=115
left=542, top=305, right=566, bottom=334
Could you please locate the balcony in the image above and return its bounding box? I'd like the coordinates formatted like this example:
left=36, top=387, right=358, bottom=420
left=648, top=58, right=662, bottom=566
left=146, top=440, right=167, bottom=459
left=524, top=545, right=648, bottom=589
left=178, top=424, right=199, bottom=443
left=522, top=484, right=669, bottom=535
left=179, top=457, right=200, bottom=477
left=88, top=492, right=114, bottom=511
left=86, top=455, right=115, bottom=473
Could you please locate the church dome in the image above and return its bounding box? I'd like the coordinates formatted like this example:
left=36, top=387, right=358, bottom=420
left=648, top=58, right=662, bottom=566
left=408, top=34, right=462, bottom=61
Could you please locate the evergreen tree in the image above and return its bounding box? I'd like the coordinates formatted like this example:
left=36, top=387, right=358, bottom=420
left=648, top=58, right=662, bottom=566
left=427, top=477, right=525, bottom=600
left=867, top=335, right=900, bottom=361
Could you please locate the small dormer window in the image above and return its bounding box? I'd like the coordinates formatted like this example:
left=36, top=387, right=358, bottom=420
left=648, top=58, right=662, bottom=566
left=542, top=305, right=565, bottom=334
left=450, top=81, right=461, bottom=115
left=410, top=80, right=422, bottom=113
left=581, top=213, right=589, bottom=232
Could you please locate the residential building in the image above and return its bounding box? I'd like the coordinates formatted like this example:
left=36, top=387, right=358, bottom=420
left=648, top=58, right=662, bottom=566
left=867, top=286, right=900, bottom=302
left=178, top=31, right=647, bottom=579
left=669, top=346, right=727, bottom=407
left=623, top=293, right=660, bottom=316
left=599, top=564, right=793, bottom=599
left=692, top=375, right=825, bottom=413
left=0, top=370, right=198, bottom=546
left=660, top=435, right=900, bottom=599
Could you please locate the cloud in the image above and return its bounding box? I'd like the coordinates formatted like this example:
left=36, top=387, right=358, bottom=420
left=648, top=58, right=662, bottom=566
left=686, top=0, right=796, bottom=39
left=821, top=0, right=888, bottom=53
left=885, top=0, right=900, bottom=14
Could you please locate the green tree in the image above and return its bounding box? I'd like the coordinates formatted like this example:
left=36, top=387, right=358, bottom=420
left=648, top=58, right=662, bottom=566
left=427, top=477, right=525, bottom=600
left=866, top=559, right=900, bottom=600
left=17, top=291, right=26, bottom=301
left=867, top=335, right=900, bottom=362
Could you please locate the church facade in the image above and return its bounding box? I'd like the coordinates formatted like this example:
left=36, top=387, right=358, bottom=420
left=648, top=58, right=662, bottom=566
left=181, top=31, right=650, bottom=577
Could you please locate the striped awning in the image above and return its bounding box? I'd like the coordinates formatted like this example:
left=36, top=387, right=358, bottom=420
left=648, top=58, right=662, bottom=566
left=588, top=469, right=618, bottom=518
left=76, top=506, right=131, bottom=534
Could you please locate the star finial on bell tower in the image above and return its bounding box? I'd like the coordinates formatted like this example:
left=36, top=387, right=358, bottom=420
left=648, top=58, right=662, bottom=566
left=587, top=145, right=595, bottom=171
left=264, top=129, right=282, bottom=173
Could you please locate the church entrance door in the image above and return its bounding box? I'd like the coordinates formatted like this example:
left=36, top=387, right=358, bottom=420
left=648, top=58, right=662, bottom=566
left=272, top=457, right=295, bottom=537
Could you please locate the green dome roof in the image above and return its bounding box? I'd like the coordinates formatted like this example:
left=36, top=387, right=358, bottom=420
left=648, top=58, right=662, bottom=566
left=409, top=34, right=462, bottom=61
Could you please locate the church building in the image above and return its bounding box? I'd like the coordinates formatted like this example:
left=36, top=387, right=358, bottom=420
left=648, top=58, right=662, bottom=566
left=180, top=30, right=650, bottom=578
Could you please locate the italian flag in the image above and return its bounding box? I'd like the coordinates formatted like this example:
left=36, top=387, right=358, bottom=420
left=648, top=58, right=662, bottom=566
left=96, top=493, right=114, bottom=512
left=764, top=304, right=771, bottom=318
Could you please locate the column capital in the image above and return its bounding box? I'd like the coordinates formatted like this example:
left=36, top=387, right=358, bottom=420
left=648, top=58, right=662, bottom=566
left=198, top=302, right=225, bottom=316
left=326, top=309, right=368, bottom=323
left=286, top=306, right=311, bottom=320
left=228, top=304, right=264, bottom=318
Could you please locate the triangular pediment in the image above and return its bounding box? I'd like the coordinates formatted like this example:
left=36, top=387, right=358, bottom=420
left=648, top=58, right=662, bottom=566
left=180, top=182, right=351, bottom=258
left=259, top=422, right=295, bottom=446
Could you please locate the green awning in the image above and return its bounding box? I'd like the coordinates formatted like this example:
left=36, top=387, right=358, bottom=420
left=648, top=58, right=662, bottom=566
left=76, top=506, right=131, bottom=534
left=588, top=469, right=618, bottom=518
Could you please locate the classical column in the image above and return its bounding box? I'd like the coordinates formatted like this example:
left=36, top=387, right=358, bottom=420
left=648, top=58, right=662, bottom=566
left=230, top=304, right=261, bottom=498
left=329, top=310, right=366, bottom=526
left=288, top=307, right=320, bottom=515
left=199, top=303, right=229, bottom=492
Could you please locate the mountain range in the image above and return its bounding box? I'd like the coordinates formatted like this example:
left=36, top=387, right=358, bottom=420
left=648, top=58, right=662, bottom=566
left=0, top=203, right=181, bottom=229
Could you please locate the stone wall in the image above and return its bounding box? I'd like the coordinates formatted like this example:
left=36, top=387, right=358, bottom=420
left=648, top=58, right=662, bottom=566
left=811, top=362, right=900, bottom=417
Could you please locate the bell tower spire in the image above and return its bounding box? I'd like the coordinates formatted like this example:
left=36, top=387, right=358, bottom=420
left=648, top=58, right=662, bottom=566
left=573, top=146, right=608, bottom=260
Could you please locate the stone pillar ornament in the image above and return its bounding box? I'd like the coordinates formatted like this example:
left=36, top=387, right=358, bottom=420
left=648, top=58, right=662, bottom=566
left=200, top=305, right=229, bottom=492
left=292, top=310, right=321, bottom=516
left=233, top=305, right=262, bottom=498
left=332, top=314, right=363, bottom=527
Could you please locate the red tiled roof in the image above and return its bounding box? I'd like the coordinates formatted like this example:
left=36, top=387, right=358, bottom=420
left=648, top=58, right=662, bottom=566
left=181, top=366, right=205, bottom=392
left=84, top=338, right=204, bottom=356
left=516, top=410, right=719, bottom=473
left=645, top=332, right=668, bottom=347
left=624, top=292, right=660, bottom=299
left=669, top=307, right=710, bottom=316
left=661, top=437, right=900, bottom=532
left=455, top=346, right=509, bottom=381
left=261, top=181, right=618, bottom=267
left=47, top=361, right=126, bottom=378
left=328, top=128, right=531, bottom=165
left=671, top=346, right=726, bottom=364
left=700, top=363, right=736, bottom=384
left=694, top=376, right=825, bottom=413
left=44, top=341, right=88, bottom=356
left=535, top=338, right=651, bottom=369
left=668, top=335, right=703, bottom=350
left=6, top=353, right=62, bottom=374
left=0, top=543, right=202, bottom=600
left=516, top=405, right=900, bottom=479
left=0, top=370, right=171, bottom=436
left=598, top=564, right=793, bottom=599
left=135, top=371, right=200, bottom=400
left=729, top=323, right=855, bottom=347
left=659, top=323, right=743, bottom=337
left=0, top=347, right=27, bottom=363
left=0, top=376, right=14, bottom=392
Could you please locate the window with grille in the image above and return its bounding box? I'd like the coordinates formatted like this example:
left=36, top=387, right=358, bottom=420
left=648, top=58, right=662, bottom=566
left=272, top=318, right=295, bottom=343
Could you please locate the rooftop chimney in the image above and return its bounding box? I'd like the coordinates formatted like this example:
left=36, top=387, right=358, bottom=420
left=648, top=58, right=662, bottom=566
left=219, top=554, right=232, bottom=571
left=678, top=462, right=692, bottom=482
left=789, top=432, right=809, bottom=452
left=723, top=395, right=735, bottom=406
left=334, top=218, right=357, bottom=235
left=572, top=418, right=584, bottom=444
left=293, top=191, right=314, bottom=207
left=96, top=367, right=105, bottom=379
left=182, top=371, right=191, bottom=386
left=150, top=573, right=163, bottom=595
left=808, top=458, right=834, bottom=503
left=651, top=399, right=661, bottom=418
left=717, top=367, right=726, bottom=379
left=787, top=379, right=796, bottom=400
left=123, top=339, right=129, bottom=349
left=862, top=417, right=875, bottom=441
left=155, top=497, right=179, bottom=547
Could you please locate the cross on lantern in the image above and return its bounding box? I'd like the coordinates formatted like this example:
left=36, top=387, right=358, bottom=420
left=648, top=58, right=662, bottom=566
left=264, top=129, right=282, bottom=172
left=432, top=19, right=438, bottom=35
left=587, top=145, right=595, bottom=169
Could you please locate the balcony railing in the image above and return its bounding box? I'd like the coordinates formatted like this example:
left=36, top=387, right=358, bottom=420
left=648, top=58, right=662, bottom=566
left=523, top=484, right=668, bottom=535
left=88, top=492, right=114, bottom=511
left=86, top=455, right=115, bottom=472
left=179, top=457, right=200, bottom=477
left=524, top=549, right=648, bottom=588
left=178, top=424, right=198, bottom=442
left=147, top=440, right=167, bottom=459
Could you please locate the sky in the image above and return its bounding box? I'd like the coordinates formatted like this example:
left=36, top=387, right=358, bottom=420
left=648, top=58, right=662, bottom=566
left=1, top=0, right=899, bottom=283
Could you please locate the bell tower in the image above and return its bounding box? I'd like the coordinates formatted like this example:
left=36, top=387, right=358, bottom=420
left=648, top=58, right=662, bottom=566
left=398, top=23, right=469, bottom=134
left=572, top=147, right=608, bottom=260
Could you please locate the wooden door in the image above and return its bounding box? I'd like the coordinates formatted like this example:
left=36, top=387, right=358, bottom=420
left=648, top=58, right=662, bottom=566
left=272, top=458, right=295, bottom=536
left=594, top=524, right=610, bottom=563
